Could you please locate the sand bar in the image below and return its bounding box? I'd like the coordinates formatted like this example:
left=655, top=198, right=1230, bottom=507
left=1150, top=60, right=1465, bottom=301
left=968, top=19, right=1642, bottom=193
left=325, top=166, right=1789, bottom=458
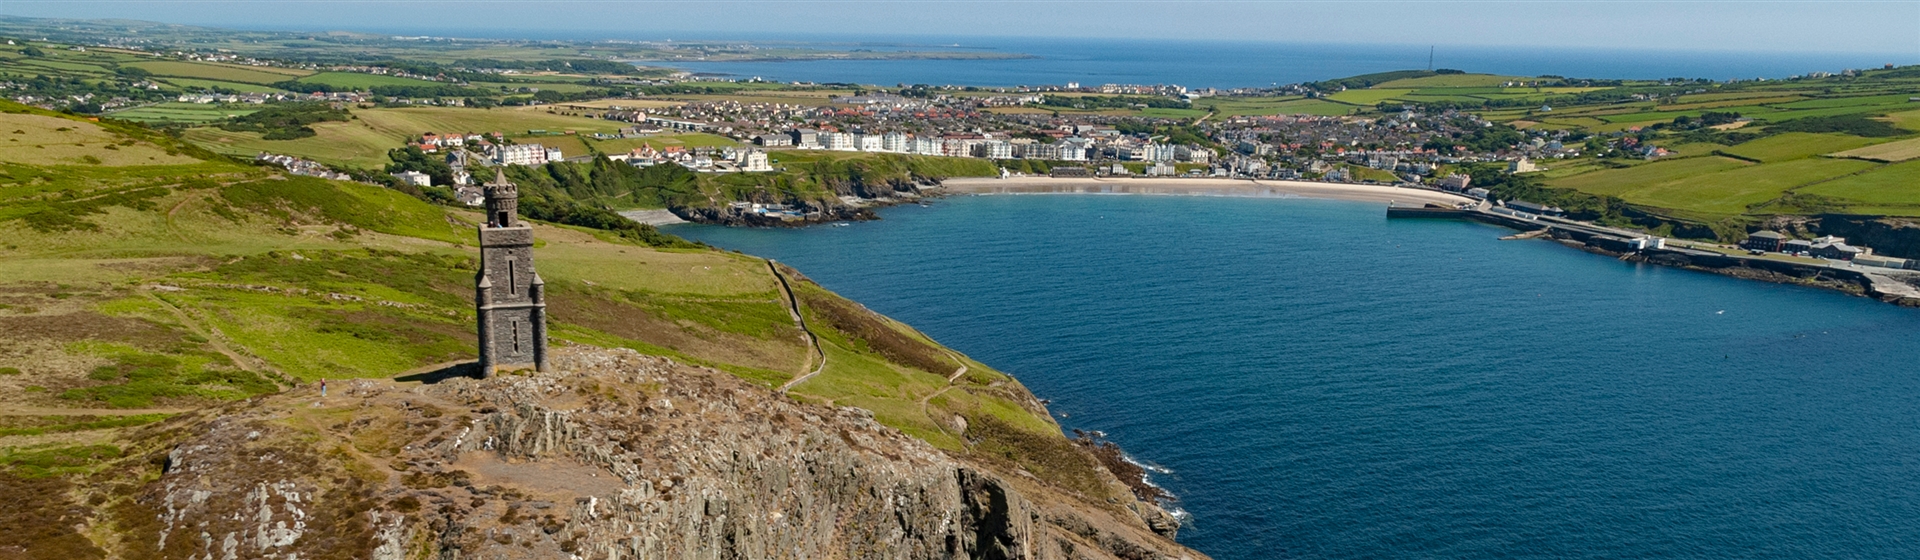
left=939, top=177, right=1473, bottom=206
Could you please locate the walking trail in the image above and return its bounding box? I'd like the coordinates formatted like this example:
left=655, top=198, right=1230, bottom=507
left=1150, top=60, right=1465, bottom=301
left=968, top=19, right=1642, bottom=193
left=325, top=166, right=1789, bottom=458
left=768, top=260, right=827, bottom=394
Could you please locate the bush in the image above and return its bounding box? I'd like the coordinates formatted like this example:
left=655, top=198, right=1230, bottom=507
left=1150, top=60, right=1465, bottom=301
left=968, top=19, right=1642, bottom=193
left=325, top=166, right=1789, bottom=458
left=219, top=102, right=348, bottom=139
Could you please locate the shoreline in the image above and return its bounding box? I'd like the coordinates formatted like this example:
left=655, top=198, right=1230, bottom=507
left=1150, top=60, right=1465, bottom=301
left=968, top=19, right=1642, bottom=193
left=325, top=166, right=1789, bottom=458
left=937, top=177, right=1474, bottom=207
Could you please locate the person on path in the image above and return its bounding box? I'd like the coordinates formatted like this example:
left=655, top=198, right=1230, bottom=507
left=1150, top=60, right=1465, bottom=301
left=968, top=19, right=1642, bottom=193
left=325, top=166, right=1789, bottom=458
left=320, top=379, right=327, bottom=397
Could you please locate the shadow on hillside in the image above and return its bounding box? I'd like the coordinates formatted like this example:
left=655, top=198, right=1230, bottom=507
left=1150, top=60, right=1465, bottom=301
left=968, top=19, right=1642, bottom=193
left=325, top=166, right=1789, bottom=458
left=395, top=361, right=482, bottom=384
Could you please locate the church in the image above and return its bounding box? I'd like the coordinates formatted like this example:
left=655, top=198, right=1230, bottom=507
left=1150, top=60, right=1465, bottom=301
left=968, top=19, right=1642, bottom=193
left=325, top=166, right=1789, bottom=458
left=474, top=170, right=549, bottom=376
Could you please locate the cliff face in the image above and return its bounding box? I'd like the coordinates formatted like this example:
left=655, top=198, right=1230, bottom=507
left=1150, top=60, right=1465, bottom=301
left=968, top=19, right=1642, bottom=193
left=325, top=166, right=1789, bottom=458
left=101, top=346, right=1202, bottom=560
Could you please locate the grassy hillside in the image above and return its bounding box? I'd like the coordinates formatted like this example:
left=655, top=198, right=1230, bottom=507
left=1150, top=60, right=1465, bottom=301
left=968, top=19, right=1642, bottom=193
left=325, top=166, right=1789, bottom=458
left=0, top=101, right=1099, bottom=513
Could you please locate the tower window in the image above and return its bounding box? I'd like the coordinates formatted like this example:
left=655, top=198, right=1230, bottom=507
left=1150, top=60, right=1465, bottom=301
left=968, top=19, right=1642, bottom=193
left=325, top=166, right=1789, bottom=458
left=510, top=318, right=521, bottom=352
left=496, top=211, right=509, bottom=226
left=507, top=259, right=517, bottom=295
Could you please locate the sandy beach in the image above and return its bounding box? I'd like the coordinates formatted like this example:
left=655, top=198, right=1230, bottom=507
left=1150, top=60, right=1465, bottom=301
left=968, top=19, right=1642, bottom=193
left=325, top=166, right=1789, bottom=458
left=939, top=177, right=1474, bottom=206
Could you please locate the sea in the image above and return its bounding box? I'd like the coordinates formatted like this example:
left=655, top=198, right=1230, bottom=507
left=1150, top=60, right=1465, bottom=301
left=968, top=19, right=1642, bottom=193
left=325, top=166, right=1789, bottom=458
left=647, top=36, right=1912, bottom=88
left=671, top=194, right=1920, bottom=559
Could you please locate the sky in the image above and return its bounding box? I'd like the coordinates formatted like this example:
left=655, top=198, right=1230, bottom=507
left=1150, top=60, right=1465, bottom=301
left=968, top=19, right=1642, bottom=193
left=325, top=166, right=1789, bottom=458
left=3, top=0, right=1919, bottom=56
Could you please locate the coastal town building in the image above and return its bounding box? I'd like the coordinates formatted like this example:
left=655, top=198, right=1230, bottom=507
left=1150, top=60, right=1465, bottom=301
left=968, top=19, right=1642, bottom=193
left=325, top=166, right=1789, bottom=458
left=492, top=144, right=561, bottom=166
left=391, top=170, right=432, bottom=187
left=1743, top=230, right=1787, bottom=252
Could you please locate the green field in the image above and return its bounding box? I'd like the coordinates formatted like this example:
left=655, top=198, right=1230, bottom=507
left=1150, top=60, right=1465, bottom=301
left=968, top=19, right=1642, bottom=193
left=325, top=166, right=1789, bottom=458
left=1374, top=73, right=1526, bottom=88
left=295, top=71, right=448, bottom=89
left=125, top=60, right=308, bottom=85
left=159, top=77, right=289, bottom=94
left=1718, top=133, right=1884, bottom=162
left=107, top=102, right=262, bottom=123
left=1796, top=159, right=1920, bottom=215
left=1547, top=156, right=1753, bottom=197
left=1617, top=157, right=1877, bottom=217
left=1208, top=97, right=1357, bottom=116
left=1326, top=89, right=1414, bottom=105
left=1830, top=135, right=1920, bottom=162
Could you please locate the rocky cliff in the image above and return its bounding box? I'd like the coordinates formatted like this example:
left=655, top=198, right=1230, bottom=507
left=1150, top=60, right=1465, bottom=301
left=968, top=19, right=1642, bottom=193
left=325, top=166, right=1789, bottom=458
left=51, top=347, right=1202, bottom=560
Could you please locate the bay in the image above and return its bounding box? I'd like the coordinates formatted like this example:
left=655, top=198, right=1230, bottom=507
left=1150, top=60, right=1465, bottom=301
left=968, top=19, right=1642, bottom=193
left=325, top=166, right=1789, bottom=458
left=671, top=194, right=1920, bottom=559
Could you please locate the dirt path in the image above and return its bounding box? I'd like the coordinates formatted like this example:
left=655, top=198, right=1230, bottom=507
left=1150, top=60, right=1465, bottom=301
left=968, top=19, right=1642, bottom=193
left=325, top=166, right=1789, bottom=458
left=917, top=351, right=973, bottom=435
left=767, top=260, right=826, bottom=394
left=144, top=291, right=278, bottom=382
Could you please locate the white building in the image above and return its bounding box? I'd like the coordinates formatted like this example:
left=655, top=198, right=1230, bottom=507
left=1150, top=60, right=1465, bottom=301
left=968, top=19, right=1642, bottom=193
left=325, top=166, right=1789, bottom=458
left=391, top=170, right=432, bottom=187
left=856, top=134, right=883, bottom=152
left=493, top=144, right=553, bottom=166
left=823, top=132, right=857, bottom=151
left=977, top=141, right=1013, bottom=160
left=882, top=132, right=909, bottom=153
left=911, top=136, right=943, bottom=156
left=739, top=150, right=773, bottom=172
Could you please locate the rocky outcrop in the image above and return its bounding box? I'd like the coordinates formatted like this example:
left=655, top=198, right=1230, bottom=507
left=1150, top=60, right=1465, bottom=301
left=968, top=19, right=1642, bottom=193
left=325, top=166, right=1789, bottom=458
left=113, top=346, right=1202, bottom=560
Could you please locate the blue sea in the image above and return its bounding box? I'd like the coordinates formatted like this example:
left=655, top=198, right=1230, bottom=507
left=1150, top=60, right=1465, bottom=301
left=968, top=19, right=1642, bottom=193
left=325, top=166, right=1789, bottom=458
left=672, top=195, right=1920, bottom=559
left=652, top=37, right=1912, bottom=88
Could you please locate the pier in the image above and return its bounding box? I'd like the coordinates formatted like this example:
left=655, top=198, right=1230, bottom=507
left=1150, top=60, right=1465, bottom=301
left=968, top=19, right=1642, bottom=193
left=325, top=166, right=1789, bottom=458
left=1387, top=202, right=1920, bottom=306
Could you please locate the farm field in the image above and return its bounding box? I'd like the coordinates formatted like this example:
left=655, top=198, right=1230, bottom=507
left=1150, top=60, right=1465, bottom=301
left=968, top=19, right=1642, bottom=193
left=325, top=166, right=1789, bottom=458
left=470, top=81, right=602, bottom=94
left=1546, top=156, right=1752, bottom=197
left=1718, top=133, right=1884, bottom=162
left=107, top=102, right=262, bottom=124
left=1374, top=73, right=1527, bottom=88
left=1326, top=89, right=1414, bottom=105
left=1795, top=159, right=1920, bottom=215
left=159, top=77, right=289, bottom=94
left=295, top=71, right=447, bottom=89
left=1830, top=136, right=1920, bottom=162
left=1209, top=97, right=1356, bottom=116
left=1616, top=157, right=1877, bottom=217
left=125, top=60, right=309, bottom=84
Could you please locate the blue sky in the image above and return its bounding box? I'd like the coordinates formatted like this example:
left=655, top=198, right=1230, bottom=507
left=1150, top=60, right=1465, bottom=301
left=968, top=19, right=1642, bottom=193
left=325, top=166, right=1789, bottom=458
left=4, top=0, right=1918, bottom=55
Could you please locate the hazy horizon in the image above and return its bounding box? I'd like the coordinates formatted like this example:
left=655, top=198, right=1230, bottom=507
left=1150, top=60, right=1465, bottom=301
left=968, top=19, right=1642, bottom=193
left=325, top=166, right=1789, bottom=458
left=5, top=0, right=1919, bottom=58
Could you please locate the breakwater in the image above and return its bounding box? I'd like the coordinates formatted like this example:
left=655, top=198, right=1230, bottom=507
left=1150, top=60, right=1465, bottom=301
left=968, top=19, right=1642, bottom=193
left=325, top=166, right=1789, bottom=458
left=1388, top=204, right=1920, bottom=307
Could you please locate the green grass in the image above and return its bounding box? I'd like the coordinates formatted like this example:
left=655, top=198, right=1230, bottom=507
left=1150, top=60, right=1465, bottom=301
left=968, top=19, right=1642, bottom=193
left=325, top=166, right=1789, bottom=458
left=1326, top=89, right=1414, bottom=105
left=0, top=445, right=122, bottom=478
left=125, top=60, right=308, bottom=85
left=1548, top=156, right=1753, bottom=197
left=1718, top=133, right=1886, bottom=162
left=296, top=71, right=448, bottom=89
left=1206, top=97, right=1355, bottom=117
left=0, top=414, right=173, bottom=437
left=1616, top=157, right=1876, bottom=217
left=1374, top=73, right=1526, bottom=88
left=159, top=77, right=289, bottom=94
left=1796, top=159, right=1920, bottom=215
left=106, top=102, right=262, bottom=124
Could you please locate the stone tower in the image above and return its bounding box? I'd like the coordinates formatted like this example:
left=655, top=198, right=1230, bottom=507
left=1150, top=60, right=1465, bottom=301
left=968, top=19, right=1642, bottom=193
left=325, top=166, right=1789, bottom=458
left=476, top=169, right=548, bottom=376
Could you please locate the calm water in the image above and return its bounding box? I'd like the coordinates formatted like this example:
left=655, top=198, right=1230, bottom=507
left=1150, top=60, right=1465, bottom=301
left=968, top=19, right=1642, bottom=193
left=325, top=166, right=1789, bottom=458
left=672, top=195, right=1920, bottom=559
left=656, top=37, right=1911, bottom=88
